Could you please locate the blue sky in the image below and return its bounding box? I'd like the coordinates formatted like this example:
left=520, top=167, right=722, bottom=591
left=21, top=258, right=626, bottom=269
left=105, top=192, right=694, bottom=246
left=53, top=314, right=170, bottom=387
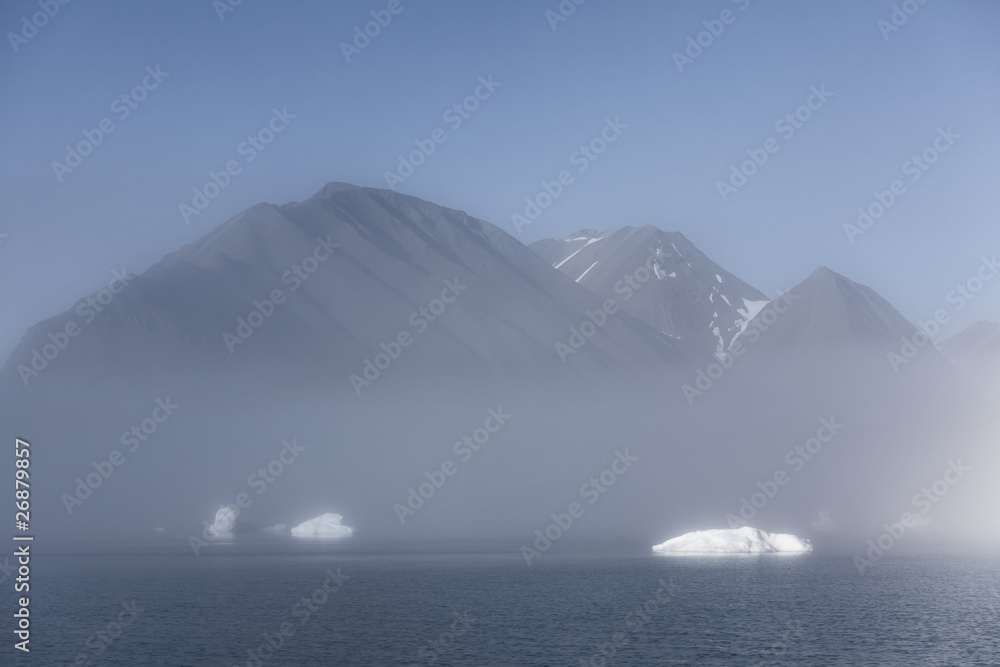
left=1, top=0, right=999, bottom=359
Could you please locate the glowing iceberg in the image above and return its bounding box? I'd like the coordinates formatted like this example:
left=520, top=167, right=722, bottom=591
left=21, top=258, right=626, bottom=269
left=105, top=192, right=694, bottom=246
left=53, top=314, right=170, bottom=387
left=208, top=505, right=238, bottom=537
left=652, top=526, right=812, bottom=554
left=290, top=513, right=354, bottom=539
left=205, top=505, right=256, bottom=537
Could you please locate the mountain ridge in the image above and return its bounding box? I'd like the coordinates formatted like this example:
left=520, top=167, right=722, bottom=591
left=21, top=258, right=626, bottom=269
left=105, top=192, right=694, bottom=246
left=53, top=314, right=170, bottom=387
left=2, top=183, right=689, bottom=393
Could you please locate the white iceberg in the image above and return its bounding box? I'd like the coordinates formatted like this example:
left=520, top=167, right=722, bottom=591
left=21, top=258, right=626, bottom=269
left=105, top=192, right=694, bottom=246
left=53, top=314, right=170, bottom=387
left=205, top=505, right=256, bottom=537
left=652, top=526, right=812, bottom=554
left=208, top=505, right=238, bottom=537
left=290, top=513, right=354, bottom=539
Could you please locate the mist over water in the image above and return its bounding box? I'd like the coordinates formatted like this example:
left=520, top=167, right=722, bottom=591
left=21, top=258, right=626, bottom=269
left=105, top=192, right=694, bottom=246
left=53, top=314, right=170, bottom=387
left=2, top=1, right=999, bottom=664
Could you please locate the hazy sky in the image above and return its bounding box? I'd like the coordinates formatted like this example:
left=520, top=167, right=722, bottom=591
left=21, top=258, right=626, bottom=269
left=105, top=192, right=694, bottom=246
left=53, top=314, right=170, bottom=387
left=2, top=0, right=999, bottom=360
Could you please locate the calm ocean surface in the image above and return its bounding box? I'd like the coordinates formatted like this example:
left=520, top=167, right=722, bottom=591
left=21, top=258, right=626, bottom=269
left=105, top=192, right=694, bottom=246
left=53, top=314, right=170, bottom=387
left=6, top=542, right=999, bottom=666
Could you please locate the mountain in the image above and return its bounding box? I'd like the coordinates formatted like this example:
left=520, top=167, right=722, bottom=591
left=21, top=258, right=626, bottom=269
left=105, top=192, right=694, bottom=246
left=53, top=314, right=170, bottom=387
left=0, top=183, right=698, bottom=541
left=2, top=184, right=992, bottom=546
left=2, top=184, right=687, bottom=396
left=718, top=266, right=964, bottom=404
left=735, top=267, right=922, bottom=358
left=669, top=266, right=993, bottom=551
left=530, top=226, right=769, bottom=360
left=940, top=321, right=1000, bottom=377
left=940, top=321, right=1000, bottom=403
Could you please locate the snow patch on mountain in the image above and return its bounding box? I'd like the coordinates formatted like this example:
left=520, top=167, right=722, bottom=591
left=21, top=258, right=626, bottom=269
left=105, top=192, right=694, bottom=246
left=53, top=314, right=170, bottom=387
left=530, top=226, right=769, bottom=361
left=554, top=236, right=603, bottom=269
left=729, top=298, right=772, bottom=348
left=577, top=261, right=599, bottom=282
